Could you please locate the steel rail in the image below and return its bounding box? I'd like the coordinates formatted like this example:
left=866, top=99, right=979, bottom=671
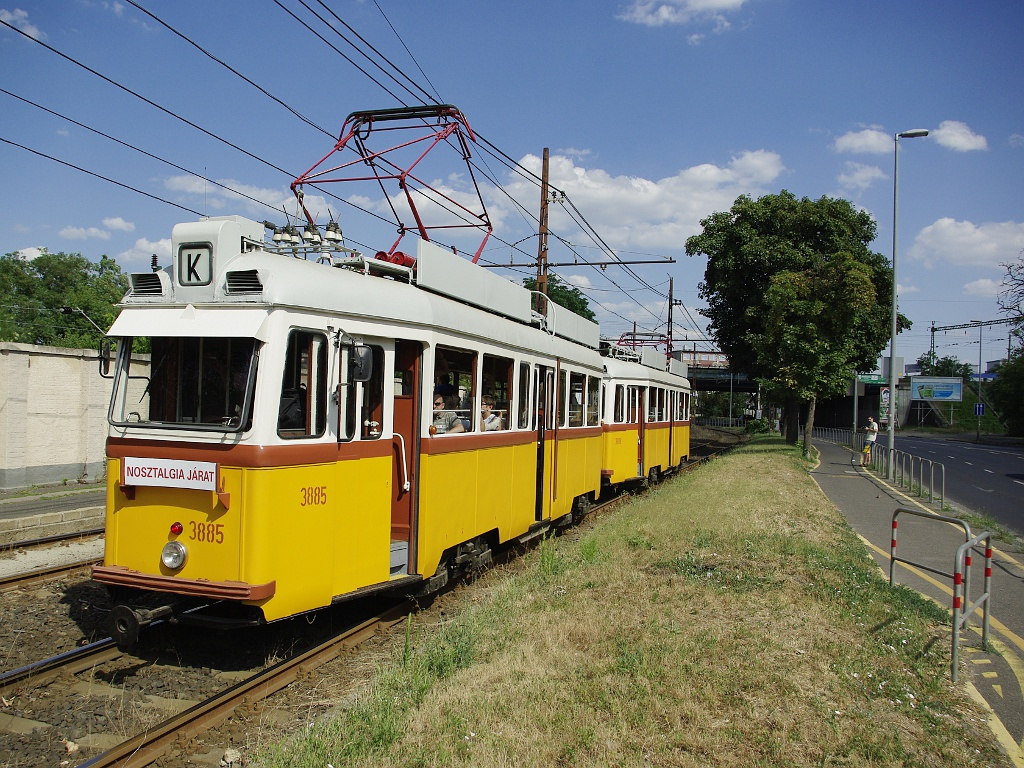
left=0, top=558, right=103, bottom=593
left=77, top=604, right=412, bottom=768
left=0, top=527, right=104, bottom=552
left=0, top=636, right=121, bottom=698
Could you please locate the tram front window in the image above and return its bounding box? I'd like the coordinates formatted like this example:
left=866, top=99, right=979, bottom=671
left=109, top=336, right=258, bottom=431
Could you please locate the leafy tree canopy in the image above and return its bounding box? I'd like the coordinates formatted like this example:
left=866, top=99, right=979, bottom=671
left=988, top=352, right=1024, bottom=436
left=0, top=249, right=128, bottom=348
left=915, top=351, right=974, bottom=381
left=686, top=191, right=906, bottom=446
left=523, top=273, right=596, bottom=321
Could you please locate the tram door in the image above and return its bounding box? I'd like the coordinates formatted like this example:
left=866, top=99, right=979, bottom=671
left=534, top=365, right=557, bottom=522
left=631, top=385, right=646, bottom=477
left=392, top=341, right=421, bottom=570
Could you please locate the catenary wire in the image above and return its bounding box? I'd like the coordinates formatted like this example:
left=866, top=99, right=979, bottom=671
left=0, top=136, right=204, bottom=217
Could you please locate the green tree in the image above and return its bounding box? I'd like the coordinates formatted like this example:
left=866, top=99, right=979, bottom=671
left=686, top=191, right=905, bottom=451
left=0, top=249, right=128, bottom=348
left=523, top=273, right=596, bottom=321
left=915, top=351, right=974, bottom=380
left=997, top=250, right=1024, bottom=317
left=987, top=352, right=1024, bottom=435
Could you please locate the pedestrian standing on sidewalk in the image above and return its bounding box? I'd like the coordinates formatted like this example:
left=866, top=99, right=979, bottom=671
left=861, top=416, right=878, bottom=466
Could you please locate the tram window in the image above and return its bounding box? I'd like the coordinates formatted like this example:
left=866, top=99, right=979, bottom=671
left=627, top=386, right=642, bottom=424
left=517, top=362, right=530, bottom=429
left=434, top=346, right=476, bottom=433
left=558, top=370, right=568, bottom=427
left=481, top=354, right=512, bottom=431
left=109, top=336, right=258, bottom=431
left=586, top=375, right=600, bottom=426
left=614, top=385, right=625, bottom=423
left=567, top=372, right=585, bottom=427
left=278, top=330, right=327, bottom=438
left=357, top=345, right=386, bottom=439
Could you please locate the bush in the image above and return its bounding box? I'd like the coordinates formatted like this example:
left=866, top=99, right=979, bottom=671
left=744, top=417, right=770, bottom=433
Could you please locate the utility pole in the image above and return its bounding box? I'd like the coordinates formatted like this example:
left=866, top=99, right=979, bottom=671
left=536, top=147, right=550, bottom=315
left=667, top=278, right=674, bottom=358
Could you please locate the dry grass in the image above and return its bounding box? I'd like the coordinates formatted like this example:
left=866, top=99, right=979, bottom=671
left=256, top=436, right=1008, bottom=767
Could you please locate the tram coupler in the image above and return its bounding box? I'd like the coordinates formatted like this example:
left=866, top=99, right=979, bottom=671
left=109, top=604, right=176, bottom=651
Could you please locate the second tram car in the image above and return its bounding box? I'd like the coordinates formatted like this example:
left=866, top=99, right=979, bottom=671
left=93, top=213, right=690, bottom=647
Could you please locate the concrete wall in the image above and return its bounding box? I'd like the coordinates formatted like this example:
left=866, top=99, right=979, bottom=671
left=0, top=342, right=113, bottom=489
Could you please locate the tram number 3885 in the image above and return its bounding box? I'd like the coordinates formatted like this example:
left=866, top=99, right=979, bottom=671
left=300, top=485, right=329, bottom=506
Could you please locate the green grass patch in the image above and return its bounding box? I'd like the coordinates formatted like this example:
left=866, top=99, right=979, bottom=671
left=255, top=435, right=1009, bottom=768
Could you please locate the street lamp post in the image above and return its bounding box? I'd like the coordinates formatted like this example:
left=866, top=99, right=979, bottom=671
left=887, top=128, right=929, bottom=478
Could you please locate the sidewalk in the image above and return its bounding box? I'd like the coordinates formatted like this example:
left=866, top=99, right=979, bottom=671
left=812, top=439, right=1024, bottom=765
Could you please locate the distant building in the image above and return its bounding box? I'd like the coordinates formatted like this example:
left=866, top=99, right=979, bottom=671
left=675, top=350, right=729, bottom=369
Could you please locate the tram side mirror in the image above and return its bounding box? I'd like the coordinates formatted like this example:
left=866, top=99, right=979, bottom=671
left=98, top=338, right=116, bottom=379
left=351, top=345, right=373, bottom=383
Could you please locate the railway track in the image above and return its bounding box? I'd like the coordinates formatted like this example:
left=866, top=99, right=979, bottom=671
left=0, top=603, right=409, bottom=768
left=76, top=605, right=409, bottom=768
left=0, top=528, right=104, bottom=593
left=0, top=557, right=101, bottom=593
left=0, top=527, right=104, bottom=553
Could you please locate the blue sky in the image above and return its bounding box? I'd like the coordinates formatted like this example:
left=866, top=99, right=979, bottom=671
left=2, top=0, right=1022, bottom=371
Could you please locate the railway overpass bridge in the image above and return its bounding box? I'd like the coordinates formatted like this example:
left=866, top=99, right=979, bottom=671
left=688, top=365, right=757, bottom=393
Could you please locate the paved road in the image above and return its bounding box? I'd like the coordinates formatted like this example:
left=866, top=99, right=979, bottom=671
left=814, top=439, right=1024, bottom=764
left=895, top=436, right=1024, bottom=535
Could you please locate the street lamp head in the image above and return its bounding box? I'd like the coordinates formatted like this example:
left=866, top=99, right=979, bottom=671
left=898, top=129, right=929, bottom=139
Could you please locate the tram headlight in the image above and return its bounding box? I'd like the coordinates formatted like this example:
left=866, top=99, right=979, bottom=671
left=161, top=541, right=187, bottom=570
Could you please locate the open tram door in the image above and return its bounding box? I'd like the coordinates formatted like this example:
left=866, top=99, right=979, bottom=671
left=391, top=340, right=421, bottom=576
left=534, top=364, right=557, bottom=522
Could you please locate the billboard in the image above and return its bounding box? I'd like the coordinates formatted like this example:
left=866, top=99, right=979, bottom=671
left=910, top=376, right=963, bottom=402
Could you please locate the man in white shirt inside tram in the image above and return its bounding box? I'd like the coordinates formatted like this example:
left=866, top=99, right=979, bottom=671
left=432, top=392, right=465, bottom=434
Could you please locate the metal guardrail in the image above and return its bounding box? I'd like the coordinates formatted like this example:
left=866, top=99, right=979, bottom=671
left=889, top=507, right=992, bottom=682
left=805, top=427, right=945, bottom=508
left=870, top=444, right=945, bottom=507
left=693, top=416, right=744, bottom=428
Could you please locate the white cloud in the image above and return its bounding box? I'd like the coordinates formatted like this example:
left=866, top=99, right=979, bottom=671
left=908, top=218, right=1024, bottom=268
left=617, top=0, right=748, bottom=28
left=496, top=149, right=785, bottom=253
left=1010, top=134, right=1024, bottom=148
left=963, top=278, right=1000, bottom=297
left=164, top=175, right=292, bottom=215
left=14, top=246, right=47, bottom=260
left=0, top=8, right=45, bottom=39
left=103, top=217, right=136, bottom=232
left=837, top=162, right=886, bottom=192
left=557, top=147, right=592, bottom=161
left=931, top=120, right=987, bottom=152
left=116, top=237, right=172, bottom=271
left=833, top=127, right=891, bottom=154
left=59, top=226, right=110, bottom=241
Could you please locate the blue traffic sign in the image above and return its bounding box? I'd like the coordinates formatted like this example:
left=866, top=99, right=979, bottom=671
left=974, top=402, right=985, bottom=416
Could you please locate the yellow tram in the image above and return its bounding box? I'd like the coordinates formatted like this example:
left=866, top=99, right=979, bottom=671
left=92, top=106, right=690, bottom=648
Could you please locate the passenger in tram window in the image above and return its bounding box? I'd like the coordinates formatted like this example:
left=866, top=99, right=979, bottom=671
left=435, top=372, right=456, bottom=397
left=481, top=395, right=503, bottom=431
left=432, top=391, right=465, bottom=434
